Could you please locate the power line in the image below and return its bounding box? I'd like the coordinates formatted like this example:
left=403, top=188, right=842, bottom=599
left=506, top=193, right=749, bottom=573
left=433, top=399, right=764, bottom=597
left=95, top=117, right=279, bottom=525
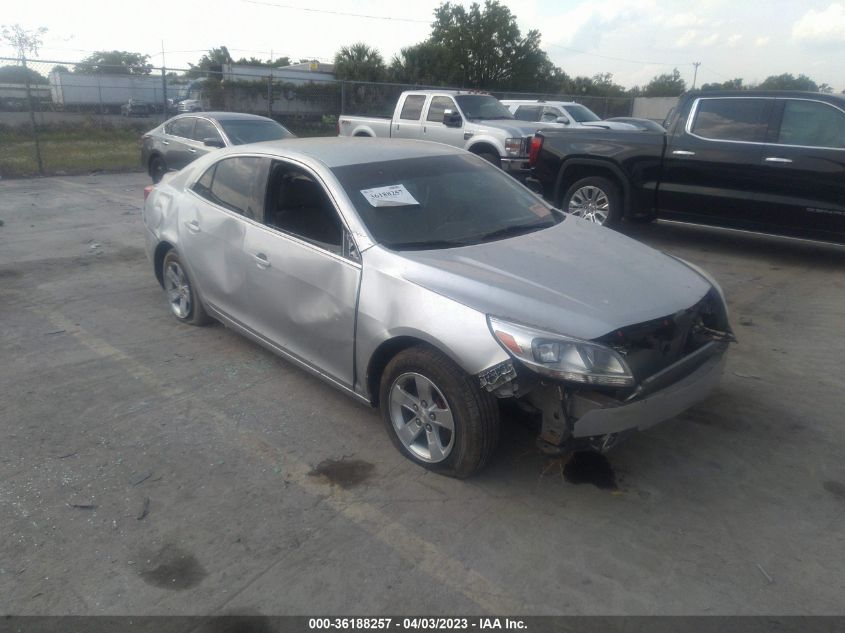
left=240, top=0, right=431, bottom=24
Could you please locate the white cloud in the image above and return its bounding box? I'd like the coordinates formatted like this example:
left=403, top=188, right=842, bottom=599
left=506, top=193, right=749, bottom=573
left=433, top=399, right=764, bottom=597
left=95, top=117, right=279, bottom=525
left=754, top=36, right=771, bottom=46
left=726, top=34, right=743, bottom=47
left=792, top=3, right=845, bottom=45
left=674, top=29, right=698, bottom=48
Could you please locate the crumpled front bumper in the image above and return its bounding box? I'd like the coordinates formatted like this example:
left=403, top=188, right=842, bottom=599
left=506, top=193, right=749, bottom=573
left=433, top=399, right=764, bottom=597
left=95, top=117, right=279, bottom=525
left=571, top=342, right=728, bottom=438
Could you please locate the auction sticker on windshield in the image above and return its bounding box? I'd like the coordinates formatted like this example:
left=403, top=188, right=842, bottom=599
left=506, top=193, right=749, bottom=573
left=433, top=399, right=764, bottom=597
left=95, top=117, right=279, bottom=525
left=361, top=184, right=419, bottom=207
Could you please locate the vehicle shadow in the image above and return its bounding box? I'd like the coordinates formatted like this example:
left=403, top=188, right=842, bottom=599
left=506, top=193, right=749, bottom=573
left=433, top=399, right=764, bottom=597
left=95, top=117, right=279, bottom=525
left=621, top=219, right=845, bottom=270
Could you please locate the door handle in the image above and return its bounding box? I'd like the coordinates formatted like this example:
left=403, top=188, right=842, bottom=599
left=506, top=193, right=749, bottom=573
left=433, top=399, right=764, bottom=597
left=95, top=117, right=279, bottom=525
left=253, top=253, right=271, bottom=269
left=185, top=220, right=201, bottom=233
left=188, top=148, right=197, bottom=154
left=161, top=140, right=170, bottom=145
left=764, top=157, right=792, bottom=164
left=672, top=150, right=696, bottom=156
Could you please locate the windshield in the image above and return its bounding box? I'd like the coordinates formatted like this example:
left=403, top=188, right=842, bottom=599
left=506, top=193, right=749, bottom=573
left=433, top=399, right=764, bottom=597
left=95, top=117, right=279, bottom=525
left=219, top=119, right=294, bottom=145
left=565, top=104, right=601, bottom=122
left=454, top=95, right=514, bottom=120
left=331, top=154, right=562, bottom=250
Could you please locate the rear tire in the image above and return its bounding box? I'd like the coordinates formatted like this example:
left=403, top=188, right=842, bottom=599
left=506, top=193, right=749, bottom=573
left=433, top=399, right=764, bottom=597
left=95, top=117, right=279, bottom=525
left=161, top=250, right=212, bottom=326
left=150, top=155, right=168, bottom=184
left=379, top=346, right=500, bottom=478
left=562, top=176, right=622, bottom=228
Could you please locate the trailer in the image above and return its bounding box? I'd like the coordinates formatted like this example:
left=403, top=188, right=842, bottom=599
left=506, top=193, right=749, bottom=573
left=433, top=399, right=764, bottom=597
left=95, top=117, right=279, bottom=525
left=49, top=71, right=166, bottom=113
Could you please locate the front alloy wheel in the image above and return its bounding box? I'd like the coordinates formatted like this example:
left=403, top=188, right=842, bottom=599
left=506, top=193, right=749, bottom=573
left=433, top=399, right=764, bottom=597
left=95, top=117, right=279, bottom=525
left=389, top=372, right=455, bottom=463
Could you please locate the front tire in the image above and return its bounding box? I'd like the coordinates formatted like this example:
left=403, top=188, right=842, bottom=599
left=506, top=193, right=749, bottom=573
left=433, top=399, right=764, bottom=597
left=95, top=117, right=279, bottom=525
left=562, top=176, right=622, bottom=227
left=379, top=346, right=500, bottom=478
left=161, top=250, right=211, bottom=326
left=475, top=150, right=501, bottom=169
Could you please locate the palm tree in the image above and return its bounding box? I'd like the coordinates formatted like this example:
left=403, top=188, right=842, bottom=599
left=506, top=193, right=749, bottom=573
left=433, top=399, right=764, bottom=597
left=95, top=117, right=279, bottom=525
left=333, top=43, right=386, bottom=82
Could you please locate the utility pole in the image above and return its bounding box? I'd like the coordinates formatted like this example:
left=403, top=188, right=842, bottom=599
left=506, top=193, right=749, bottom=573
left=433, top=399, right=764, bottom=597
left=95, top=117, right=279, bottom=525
left=161, top=41, right=168, bottom=121
left=692, top=62, right=701, bottom=90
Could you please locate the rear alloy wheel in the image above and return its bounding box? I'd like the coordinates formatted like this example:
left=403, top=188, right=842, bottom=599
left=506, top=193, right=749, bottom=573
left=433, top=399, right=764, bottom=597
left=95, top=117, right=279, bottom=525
left=150, top=155, right=167, bottom=184
left=563, top=176, right=622, bottom=227
left=161, top=250, right=211, bottom=326
left=379, top=346, right=499, bottom=478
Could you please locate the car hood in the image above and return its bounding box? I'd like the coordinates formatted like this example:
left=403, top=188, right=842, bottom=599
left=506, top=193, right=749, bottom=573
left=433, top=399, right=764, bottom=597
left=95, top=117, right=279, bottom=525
left=383, top=217, right=712, bottom=341
left=472, top=119, right=547, bottom=137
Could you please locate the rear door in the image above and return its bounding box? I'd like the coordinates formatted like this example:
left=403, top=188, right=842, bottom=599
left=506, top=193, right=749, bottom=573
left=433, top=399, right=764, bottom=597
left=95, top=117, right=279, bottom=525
left=392, top=94, right=426, bottom=139
left=658, top=97, right=772, bottom=228
left=163, top=117, right=197, bottom=169
left=181, top=155, right=271, bottom=328
left=754, top=98, right=845, bottom=240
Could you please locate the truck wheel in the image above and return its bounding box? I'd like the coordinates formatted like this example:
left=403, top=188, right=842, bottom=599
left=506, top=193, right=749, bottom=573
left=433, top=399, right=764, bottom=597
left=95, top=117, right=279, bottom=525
left=475, top=151, right=501, bottom=169
left=379, top=346, right=500, bottom=479
left=563, top=176, right=622, bottom=228
left=150, top=156, right=168, bottom=184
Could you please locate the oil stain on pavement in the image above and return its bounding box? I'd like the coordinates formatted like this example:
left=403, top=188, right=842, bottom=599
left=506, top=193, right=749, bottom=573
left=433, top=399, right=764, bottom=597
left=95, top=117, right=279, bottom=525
left=139, top=544, right=207, bottom=590
left=563, top=451, right=618, bottom=490
left=309, top=458, right=375, bottom=489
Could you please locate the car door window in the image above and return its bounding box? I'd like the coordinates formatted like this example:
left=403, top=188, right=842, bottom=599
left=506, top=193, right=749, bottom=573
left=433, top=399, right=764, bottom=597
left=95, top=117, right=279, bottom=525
left=192, top=118, right=223, bottom=144
left=778, top=100, right=845, bottom=149
left=194, top=156, right=270, bottom=221
left=169, top=117, right=195, bottom=139
left=691, top=98, right=770, bottom=142
left=264, top=162, right=345, bottom=255
left=514, top=106, right=542, bottom=122
left=399, top=95, right=426, bottom=121
left=426, top=96, right=456, bottom=122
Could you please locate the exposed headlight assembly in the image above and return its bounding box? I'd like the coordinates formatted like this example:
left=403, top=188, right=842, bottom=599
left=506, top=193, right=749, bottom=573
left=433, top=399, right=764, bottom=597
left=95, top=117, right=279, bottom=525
left=488, top=316, right=634, bottom=387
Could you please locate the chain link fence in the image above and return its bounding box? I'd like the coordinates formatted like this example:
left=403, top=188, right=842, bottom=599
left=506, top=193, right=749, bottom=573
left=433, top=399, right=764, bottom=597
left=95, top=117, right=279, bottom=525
left=0, top=56, right=634, bottom=178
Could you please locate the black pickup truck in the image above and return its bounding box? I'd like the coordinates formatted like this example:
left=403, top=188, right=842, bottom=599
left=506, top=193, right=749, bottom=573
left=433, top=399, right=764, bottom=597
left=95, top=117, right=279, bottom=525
left=528, top=90, right=845, bottom=243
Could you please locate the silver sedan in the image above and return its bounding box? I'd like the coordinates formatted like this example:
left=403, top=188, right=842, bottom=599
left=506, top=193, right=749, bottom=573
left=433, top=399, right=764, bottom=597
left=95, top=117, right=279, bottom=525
left=143, top=138, right=734, bottom=477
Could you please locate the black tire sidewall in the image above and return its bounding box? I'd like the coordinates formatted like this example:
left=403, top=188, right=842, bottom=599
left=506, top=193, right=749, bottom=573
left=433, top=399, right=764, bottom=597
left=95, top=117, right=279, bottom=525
left=476, top=151, right=501, bottom=168
left=563, top=176, right=622, bottom=227
left=379, top=347, right=496, bottom=478
left=150, top=156, right=166, bottom=184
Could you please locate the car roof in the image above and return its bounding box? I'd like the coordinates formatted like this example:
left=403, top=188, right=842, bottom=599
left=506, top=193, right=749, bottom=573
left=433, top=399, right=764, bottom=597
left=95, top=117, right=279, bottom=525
left=689, top=90, right=845, bottom=105
left=216, top=137, right=464, bottom=168
left=501, top=100, right=578, bottom=106
left=173, top=111, right=275, bottom=122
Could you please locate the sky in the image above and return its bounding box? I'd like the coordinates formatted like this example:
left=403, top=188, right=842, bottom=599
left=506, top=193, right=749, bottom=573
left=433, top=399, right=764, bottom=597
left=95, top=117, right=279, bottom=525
left=1, top=0, right=844, bottom=91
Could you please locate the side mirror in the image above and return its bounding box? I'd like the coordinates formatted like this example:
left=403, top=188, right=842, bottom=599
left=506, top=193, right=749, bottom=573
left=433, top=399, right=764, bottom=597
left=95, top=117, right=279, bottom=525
left=442, top=109, right=463, bottom=128
left=203, top=137, right=225, bottom=148
left=556, top=116, right=570, bottom=125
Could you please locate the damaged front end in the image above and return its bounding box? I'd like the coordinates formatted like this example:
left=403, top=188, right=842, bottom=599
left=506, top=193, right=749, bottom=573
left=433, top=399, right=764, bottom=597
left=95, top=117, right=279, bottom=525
left=478, top=289, right=734, bottom=454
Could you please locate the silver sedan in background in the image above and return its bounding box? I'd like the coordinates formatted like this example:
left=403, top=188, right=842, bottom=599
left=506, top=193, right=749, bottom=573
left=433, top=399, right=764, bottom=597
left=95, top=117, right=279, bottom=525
left=140, top=112, right=295, bottom=183
left=143, top=138, right=734, bottom=477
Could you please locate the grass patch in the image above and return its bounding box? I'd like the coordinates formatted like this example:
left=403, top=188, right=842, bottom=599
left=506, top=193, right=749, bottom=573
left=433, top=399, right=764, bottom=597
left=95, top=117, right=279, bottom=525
left=0, top=124, right=145, bottom=178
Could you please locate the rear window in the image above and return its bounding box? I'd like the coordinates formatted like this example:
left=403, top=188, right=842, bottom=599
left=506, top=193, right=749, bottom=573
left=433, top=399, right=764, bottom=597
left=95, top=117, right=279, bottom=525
left=691, top=98, right=770, bottom=142
left=217, top=119, right=293, bottom=145
left=514, top=106, right=543, bottom=122
left=194, top=156, right=271, bottom=221
left=399, top=95, right=426, bottom=121
left=168, top=117, right=195, bottom=138
left=778, top=100, right=845, bottom=149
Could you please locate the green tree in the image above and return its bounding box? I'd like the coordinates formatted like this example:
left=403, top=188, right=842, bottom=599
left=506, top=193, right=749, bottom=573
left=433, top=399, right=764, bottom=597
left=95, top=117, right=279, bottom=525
left=758, top=73, right=818, bottom=91
left=75, top=50, right=152, bottom=75
left=428, top=0, right=556, bottom=90
left=0, top=65, right=47, bottom=84
left=700, top=78, right=744, bottom=91
left=1, top=23, right=46, bottom=60
left=334, top=43, right=386, bottom=82
left=643, top=68, right=686, bottom=97
left=818, top=83, right=833, bottom=94
left=188, top=46, right=233, bottom=78
left=50, top=64, right=70, bottom=74
left=390, top=41, right=453, bottom=85
left=589, top=72, right=627, bottom=97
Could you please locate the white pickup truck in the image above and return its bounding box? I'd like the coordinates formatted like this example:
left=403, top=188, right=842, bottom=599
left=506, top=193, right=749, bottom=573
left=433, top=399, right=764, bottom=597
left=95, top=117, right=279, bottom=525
left=337, top=90, right=543, bottom=179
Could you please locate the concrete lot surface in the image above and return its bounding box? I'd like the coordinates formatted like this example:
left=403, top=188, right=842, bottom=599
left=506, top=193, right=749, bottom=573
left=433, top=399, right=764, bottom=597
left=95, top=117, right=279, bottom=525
left=1, top=173, right=844, bottom=616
